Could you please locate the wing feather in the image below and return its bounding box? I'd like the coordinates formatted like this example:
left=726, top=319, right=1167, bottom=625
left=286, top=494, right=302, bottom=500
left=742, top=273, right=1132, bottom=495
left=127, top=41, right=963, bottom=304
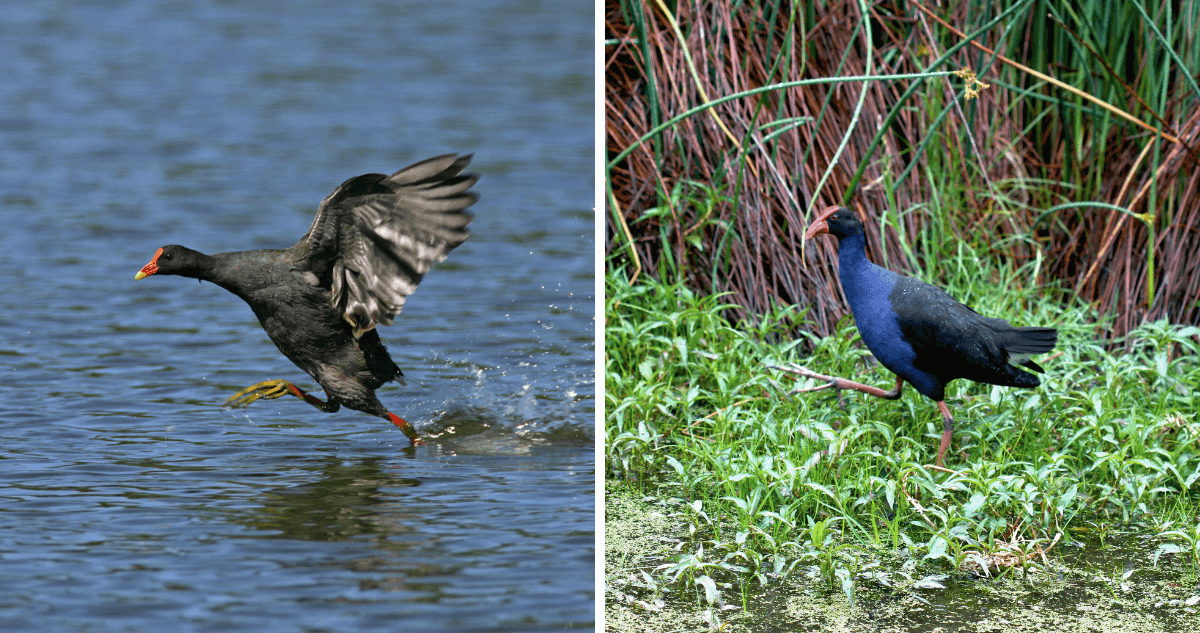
left=293, top=154, right=478, bottom=337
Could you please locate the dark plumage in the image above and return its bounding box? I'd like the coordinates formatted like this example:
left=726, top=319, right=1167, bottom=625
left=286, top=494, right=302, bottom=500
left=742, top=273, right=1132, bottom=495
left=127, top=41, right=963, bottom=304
left=796, top=205, right=1056, bottom=465
left=135, top=154, right=478, bottom=443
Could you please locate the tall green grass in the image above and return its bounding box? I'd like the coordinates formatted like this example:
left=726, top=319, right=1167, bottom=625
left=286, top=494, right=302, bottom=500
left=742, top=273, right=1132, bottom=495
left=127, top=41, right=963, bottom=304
left=606, top=0, right=1200, bottom=342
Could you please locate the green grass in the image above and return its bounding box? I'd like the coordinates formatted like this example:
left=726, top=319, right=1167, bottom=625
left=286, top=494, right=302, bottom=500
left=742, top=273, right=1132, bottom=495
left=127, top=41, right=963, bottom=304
left=605, top=251, right=1200, bottom=620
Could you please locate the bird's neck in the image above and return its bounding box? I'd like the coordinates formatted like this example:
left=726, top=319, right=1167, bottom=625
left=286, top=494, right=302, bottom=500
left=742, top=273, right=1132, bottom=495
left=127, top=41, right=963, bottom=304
left=205, top=250, right=285, bottom=296
left=835, top=230, right=891, bottom=307
left=171, top=251, right=217, bottom=282
left=836, top=230, right=870, bottom=275
left=178, top=251, right=250, bottom=295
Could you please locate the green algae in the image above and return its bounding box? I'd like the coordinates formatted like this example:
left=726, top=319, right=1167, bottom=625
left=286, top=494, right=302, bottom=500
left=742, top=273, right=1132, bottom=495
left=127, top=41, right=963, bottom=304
left=606, top=481, right=1200, bottom=632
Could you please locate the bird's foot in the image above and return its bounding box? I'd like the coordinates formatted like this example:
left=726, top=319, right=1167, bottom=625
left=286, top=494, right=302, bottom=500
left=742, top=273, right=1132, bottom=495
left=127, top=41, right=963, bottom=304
left=935, top=433, right=951, bottom=468
left=768, top=363, right=904, bottom=400
left=224, top=379, right=298, bottom=409
left=768, top=363, right=838, bottom=390
left=224, top=379, right=337, bottom=412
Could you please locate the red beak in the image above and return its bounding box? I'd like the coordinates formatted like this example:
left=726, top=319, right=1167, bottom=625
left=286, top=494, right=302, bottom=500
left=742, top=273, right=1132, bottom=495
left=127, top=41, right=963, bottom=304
left=135, top=247, right=163, bottom=280
left=803, top=206, right=842, bottom=240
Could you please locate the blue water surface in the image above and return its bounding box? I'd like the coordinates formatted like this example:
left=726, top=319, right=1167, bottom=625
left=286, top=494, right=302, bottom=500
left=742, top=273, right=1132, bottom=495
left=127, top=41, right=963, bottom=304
left=0, top=1, right=594, bottom=630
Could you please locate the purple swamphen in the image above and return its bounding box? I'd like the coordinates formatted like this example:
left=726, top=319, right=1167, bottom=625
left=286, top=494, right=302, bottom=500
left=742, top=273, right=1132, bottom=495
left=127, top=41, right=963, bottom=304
left=782, top=205, right=1057, bottom=466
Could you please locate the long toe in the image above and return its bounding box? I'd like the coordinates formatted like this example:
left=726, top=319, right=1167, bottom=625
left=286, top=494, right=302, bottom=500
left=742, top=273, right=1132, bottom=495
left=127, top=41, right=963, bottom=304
left=223, top=379, right=294, bottom=409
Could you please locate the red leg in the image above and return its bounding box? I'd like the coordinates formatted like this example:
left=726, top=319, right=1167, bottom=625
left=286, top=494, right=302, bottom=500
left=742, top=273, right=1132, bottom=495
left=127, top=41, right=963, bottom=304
left=386, top=412, right=422, bottom=445
left=287, top=383, right=338, bottom=411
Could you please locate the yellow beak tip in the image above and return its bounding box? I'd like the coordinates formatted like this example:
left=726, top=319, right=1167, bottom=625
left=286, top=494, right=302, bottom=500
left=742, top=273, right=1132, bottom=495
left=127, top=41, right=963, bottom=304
left=134, top=271, right=147, bottom=280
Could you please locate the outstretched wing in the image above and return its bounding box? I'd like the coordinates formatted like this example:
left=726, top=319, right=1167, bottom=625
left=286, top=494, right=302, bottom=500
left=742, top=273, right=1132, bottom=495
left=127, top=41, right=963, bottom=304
left=293, top=154, right=478, bottom=337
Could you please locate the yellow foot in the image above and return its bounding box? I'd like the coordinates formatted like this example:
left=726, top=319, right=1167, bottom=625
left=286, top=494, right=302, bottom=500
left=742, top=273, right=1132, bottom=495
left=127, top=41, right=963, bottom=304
left=224, top=379, right=296, bottom=409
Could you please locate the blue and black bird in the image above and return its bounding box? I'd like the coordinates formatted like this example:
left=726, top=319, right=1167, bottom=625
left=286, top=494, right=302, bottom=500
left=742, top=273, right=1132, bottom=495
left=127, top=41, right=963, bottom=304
left=794, top=205, right=1057, bottom=465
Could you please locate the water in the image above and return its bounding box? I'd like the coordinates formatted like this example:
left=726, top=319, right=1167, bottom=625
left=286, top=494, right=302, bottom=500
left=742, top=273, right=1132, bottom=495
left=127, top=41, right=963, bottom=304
left=0, top=1, right=594, bottom=630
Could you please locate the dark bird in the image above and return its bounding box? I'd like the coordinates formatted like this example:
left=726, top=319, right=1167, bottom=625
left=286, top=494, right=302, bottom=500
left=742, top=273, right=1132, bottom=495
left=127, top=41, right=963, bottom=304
left=785, top=205, right=1056, bottom=466
left=134, top=154, right=478, bottom=444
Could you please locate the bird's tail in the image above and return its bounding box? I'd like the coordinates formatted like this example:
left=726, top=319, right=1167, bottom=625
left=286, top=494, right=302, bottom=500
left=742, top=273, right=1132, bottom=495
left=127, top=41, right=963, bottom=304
left=1007, top=326, right=1057, bottom=354
left=1005, top=326, right=1057, bottom=374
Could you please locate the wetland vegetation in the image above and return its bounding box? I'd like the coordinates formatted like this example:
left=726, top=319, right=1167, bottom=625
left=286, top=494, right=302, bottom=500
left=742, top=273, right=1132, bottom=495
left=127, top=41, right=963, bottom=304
left=605, top=270, right=1200, bottom=630
left=604, top=0, right=1200, bottom=629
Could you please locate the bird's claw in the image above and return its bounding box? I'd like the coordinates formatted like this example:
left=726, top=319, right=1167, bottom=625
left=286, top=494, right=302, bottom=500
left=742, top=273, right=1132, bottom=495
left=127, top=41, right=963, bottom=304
left=223, top=379, right=294, bottom=409
left=767, top=363, right=839, bottom=392
left=768, top=362, right=835, bottom=382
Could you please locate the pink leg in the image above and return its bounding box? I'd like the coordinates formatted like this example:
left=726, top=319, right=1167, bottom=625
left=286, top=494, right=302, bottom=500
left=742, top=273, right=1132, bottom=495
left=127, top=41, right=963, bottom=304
left=935, top=401, right=955, bottom=466
left=771, top=364, right=905, bottom=400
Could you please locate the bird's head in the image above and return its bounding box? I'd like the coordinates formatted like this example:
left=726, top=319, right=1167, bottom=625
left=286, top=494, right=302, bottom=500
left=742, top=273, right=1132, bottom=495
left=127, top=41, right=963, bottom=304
left=134, top=245, right=207, bottom=280
left=804, top=206, right=863, bottom=240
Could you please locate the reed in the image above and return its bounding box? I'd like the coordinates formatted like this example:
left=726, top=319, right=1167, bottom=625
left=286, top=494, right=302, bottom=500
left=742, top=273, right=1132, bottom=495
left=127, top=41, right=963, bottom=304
left=604, top=0, right=1200, bottom=341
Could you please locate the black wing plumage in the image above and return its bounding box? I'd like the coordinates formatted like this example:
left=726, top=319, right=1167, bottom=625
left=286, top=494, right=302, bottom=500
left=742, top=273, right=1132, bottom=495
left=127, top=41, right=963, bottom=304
left=889, top=276, right=1057, bottom=388
left=293, top=154, right=478, bottom=337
